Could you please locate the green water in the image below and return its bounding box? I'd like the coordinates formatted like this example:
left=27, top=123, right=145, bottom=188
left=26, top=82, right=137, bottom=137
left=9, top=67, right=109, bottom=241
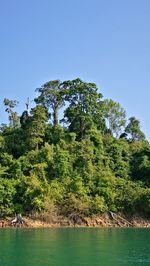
left=0, top=228, right=150, bottom=266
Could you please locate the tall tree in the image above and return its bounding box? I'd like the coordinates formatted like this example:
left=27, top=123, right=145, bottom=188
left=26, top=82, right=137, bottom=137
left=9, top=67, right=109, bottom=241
left=61, top=78, right=104, bottom=139
left=103, top=99, right=126, bottom=137
left=26, top=105, right=48, bottom=150
left=125, top=117, right=145, bottom=141
left=35, top=80, right=64, bottom=127
left=3, top=98, right=19, bottom=128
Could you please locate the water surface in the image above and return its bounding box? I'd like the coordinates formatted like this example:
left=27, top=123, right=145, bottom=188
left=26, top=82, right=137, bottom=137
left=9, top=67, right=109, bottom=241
left=0, top=228, right=149, bottom=266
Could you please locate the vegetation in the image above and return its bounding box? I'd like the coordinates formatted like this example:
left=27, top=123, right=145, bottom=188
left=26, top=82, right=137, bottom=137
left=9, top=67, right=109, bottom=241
left=0, top=78, right=150, bottom=218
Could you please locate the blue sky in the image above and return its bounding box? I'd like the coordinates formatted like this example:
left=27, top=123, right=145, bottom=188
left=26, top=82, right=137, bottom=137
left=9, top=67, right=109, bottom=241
left=0, top=0, right=150, bottom=139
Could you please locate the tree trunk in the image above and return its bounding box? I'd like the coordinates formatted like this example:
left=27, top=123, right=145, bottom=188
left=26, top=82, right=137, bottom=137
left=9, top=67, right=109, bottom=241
left=53, top=105, right=58, bottom=127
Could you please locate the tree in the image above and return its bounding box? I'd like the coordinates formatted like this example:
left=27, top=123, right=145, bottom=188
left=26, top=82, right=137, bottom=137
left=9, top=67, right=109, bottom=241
left=0, top=178, right=16, bottom=215
left=3, top=98, right=20, bottom=127
left=20, top=111, right=29, bottom=129
left=125, top=117, right=145, bottom=141
left=103, top=99, right=126, bottom=137
left=35, top=80, right=64, bottom=127
left=105, top=139, right=130, bottom=179
left=115, top=178, right=143, bottom=214
left=26, top=105, right=48, bottom=150
left=61, top=78, right=104, bottom=139
left=2, top=127, right=26, bottom=158
left=0, top=135, right=5, bottom=152
left=130, top=143, right=150, bottom=185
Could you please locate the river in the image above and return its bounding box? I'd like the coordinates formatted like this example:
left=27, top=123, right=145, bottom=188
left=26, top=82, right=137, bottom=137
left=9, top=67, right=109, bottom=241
left=0, top=228, right=150, bottom=265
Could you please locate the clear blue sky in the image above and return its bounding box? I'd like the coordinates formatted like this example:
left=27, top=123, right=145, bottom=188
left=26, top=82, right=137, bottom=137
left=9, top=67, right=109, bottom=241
left=0, top=0, right=150, bottom=139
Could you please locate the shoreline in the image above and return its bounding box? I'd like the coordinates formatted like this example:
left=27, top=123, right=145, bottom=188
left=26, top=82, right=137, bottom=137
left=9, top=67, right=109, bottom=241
left=1, top=213, right=150, bottom=228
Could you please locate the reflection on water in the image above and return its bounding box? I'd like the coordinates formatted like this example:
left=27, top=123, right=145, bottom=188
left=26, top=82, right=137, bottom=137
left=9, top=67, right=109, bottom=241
left=0, top=228, right=150, bottom=266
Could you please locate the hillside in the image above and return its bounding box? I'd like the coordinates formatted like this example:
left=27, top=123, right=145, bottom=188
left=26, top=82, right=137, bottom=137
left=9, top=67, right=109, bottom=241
left=0, top=78, right=150, bottom=220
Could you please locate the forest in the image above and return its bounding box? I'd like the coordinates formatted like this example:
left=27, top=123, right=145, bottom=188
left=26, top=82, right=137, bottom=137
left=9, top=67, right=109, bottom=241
left=0, top=78, right=150, bottom=218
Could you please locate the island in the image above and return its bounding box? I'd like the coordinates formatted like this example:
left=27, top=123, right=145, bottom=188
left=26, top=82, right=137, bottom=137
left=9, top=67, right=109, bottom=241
left=0, top=78, right=150, bottom=228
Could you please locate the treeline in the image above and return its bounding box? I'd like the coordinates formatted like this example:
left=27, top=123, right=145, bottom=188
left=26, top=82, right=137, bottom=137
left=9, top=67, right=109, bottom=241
left=0, top=78, right=150, bottom=218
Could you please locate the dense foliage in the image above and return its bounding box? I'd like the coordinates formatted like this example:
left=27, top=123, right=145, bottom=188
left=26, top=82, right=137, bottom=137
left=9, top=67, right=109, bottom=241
left=0, top=78, right=150, bottom=217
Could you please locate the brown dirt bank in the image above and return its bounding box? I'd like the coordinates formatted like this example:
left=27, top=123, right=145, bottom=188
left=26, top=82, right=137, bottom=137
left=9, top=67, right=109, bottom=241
left=1, top=212, right=150, bottom=228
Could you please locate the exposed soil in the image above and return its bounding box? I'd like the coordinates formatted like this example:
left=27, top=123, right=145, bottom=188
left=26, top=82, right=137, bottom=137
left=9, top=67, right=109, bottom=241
left=1, top=212, right=150, bottom=228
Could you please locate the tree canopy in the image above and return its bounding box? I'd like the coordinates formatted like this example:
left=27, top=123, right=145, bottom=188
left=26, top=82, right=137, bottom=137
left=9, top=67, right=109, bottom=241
left=0, top=78, right=149, bottom=218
